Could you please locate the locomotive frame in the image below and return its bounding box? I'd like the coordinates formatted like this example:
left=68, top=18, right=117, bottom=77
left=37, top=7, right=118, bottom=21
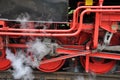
left=0, top=0, right=120, bottom=74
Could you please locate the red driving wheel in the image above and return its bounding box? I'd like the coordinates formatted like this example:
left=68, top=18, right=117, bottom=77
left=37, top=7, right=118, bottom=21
left=80, top=57, right=116, bottom=74
left=79, top=32, right=118, bottom=74
left=0, top=49, right=11, bottom=71
left=37, top=38, right=66, bottom=72
left=38, top=58, right=65, bottom=72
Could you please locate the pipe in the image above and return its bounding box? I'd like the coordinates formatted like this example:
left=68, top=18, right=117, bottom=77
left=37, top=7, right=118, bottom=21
left=40, top=51, right=90, bottom=64
left=0, top=6, right=120, bottom=33
left=0, top=9, right=120, bottom=36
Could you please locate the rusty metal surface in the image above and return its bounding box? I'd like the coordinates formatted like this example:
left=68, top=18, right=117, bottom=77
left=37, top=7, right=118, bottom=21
left=0, top=71, right=120, bottom=80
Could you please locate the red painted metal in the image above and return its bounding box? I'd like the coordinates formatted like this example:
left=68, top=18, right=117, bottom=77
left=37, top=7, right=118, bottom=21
left=0, top=21, right=6, bottom=28
left=0, top=37, right=3, bottom=50
left=93, top=13, right=100, bottom=49
left=0, top=50, right=5, bottom=59
left=39, top=59, right=65, bottom=72
left=7, top=44, right=27, bottom=48
left=85, top=55, right=90, bottom=73
left=40, top=49, right=90, bottom=65
left=39, top=48, right=90, bottom=72
left=0, top=6, right=119, bottom=34
left=90, top=52, right=120, bottom=60
left=100, top=21, right=118, bottom=33
left=0, top=1, right=120, bottom=74
left=80, top=55, right=116, bottom=74
left=0, top=58, right=11, bottom=71
left=0, top=9, right=119, bottom=38
left=0, top=50, right=11, bottom=70
left=99, top=0, right=104, bottom=6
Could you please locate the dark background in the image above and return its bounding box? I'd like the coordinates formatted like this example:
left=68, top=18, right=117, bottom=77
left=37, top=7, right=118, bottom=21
left=0, top=0, right=68, bottom=22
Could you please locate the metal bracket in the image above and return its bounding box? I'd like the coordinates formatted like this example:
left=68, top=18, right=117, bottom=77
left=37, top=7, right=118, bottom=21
left=97, top=32, right=113, bottom=51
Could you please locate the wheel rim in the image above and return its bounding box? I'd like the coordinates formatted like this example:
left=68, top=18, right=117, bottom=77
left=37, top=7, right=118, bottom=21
left=79, top=32, right=118, bottom=74
left=0, top=49, right=11, bottom=71
left=0, top=59, right=11, bottom=70
left=37, top=38, right=66, bottom=72
left=80, top=57, right=116, bottom=74
left=38, top=58, right=65, bottom=72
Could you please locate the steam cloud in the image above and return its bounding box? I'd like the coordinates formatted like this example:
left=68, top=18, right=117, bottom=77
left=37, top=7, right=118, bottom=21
left=6, top=13, right=52, bottom=79
left=6, top=49, right=34, bottom=80
left=27, top=38, right=52, bottom=67
left=16, top=13, right=30, bottom=29
left=6, top=38, right=52, bottom=80
left=5, top=6, right=58, bottom=79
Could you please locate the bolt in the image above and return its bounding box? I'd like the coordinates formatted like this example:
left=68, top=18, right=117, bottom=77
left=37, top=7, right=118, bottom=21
left=111, top=24, right=117, bottom=31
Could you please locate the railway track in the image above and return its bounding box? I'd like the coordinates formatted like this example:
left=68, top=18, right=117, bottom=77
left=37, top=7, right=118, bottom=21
left=0, top=71, right=120, bottom=80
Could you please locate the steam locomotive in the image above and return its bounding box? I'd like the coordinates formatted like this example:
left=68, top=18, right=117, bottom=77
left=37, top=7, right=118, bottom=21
left=0, top=0, right=120, bottom=74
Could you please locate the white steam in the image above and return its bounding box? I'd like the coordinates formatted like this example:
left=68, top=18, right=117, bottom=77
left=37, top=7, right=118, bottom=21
left=16, top=13, right=30, bottom=29
left=27, top=38, right=52, bottom=67
left=6, top=49, right=34, bottom=80
left=6, top=38, right=53, bottom=80
left=6, top=12, right=56, bottom=80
